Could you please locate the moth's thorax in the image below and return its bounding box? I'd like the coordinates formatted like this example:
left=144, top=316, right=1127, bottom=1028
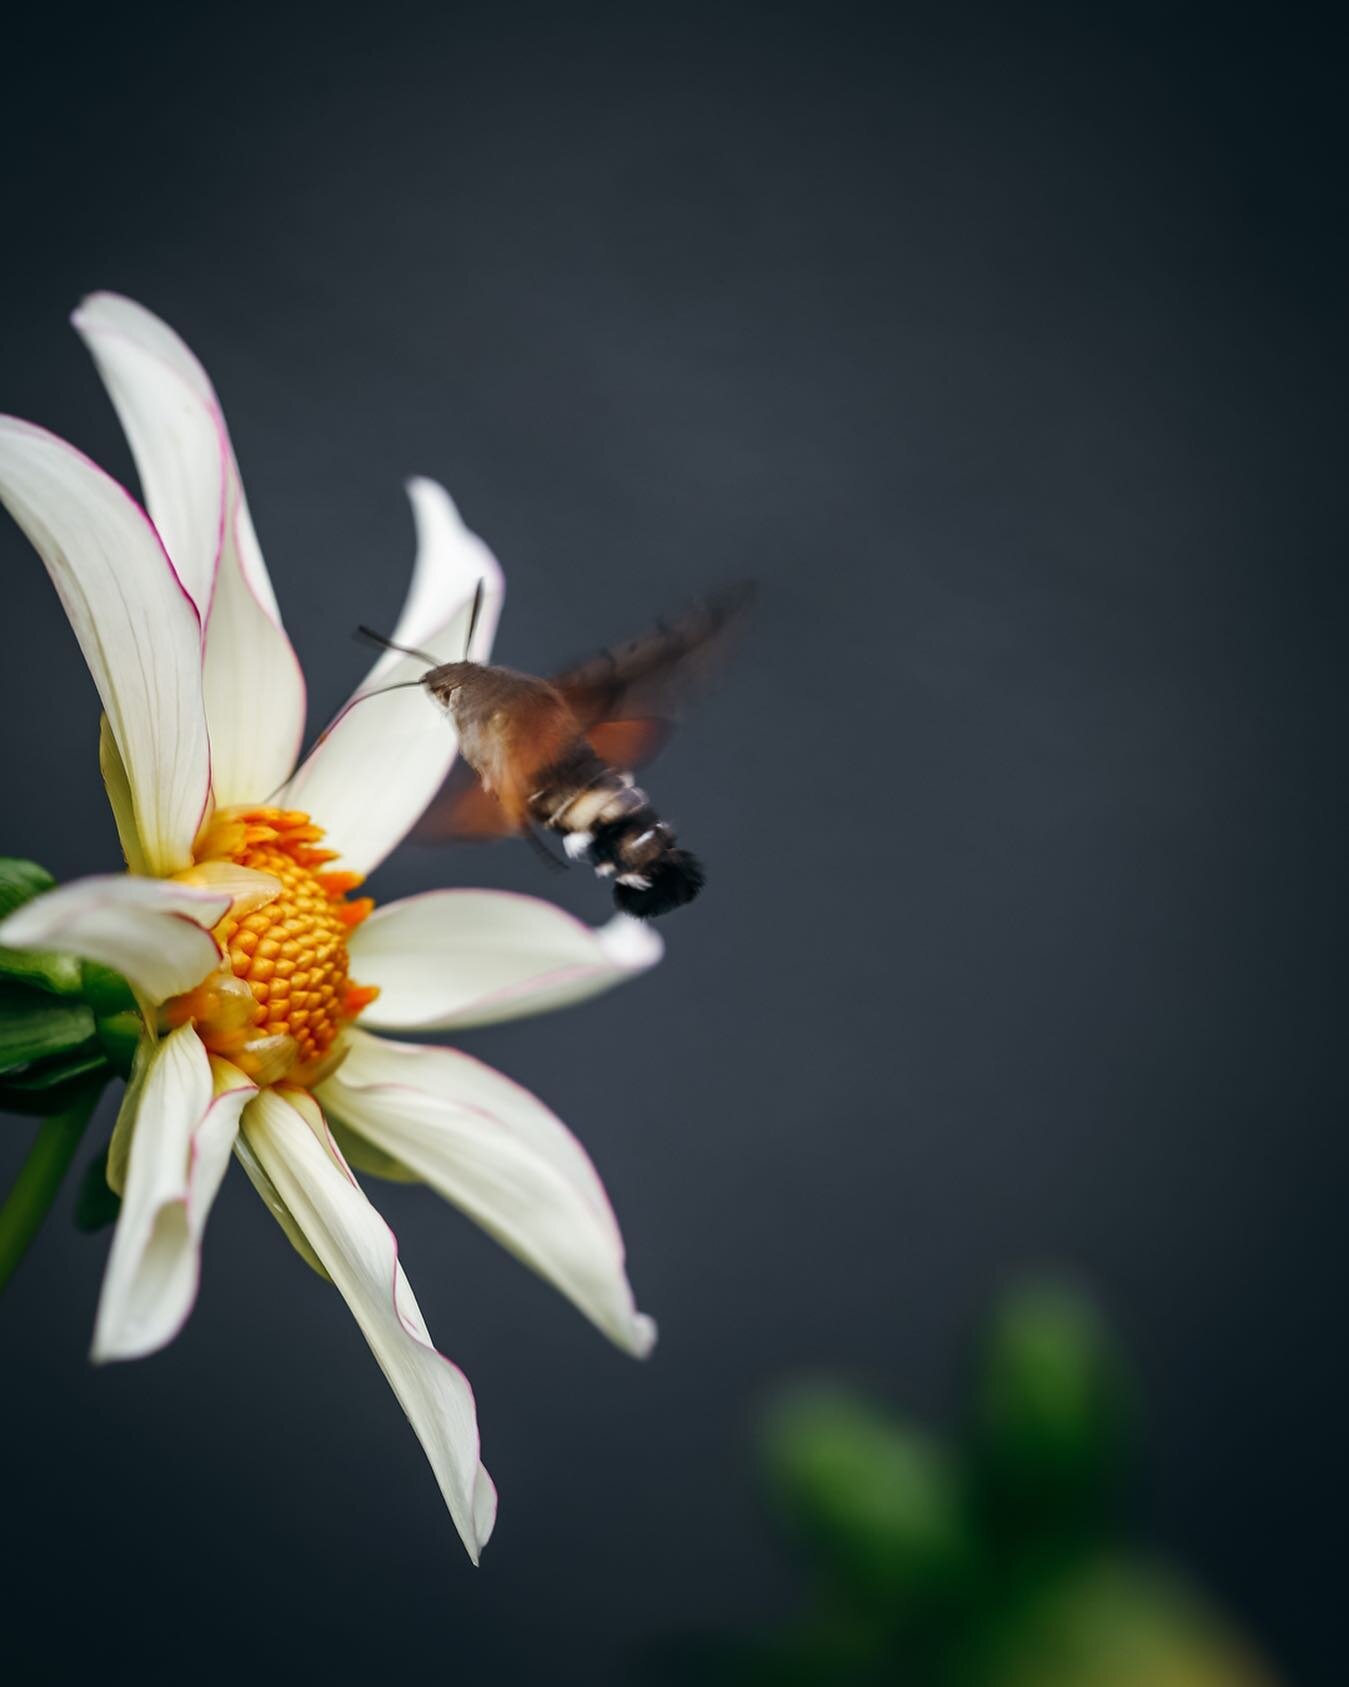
left=427, top=663, right=574, bottom=795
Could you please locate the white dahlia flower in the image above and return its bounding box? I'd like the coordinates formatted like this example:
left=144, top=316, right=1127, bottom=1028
left=0, top=294, right=662, bottom=1563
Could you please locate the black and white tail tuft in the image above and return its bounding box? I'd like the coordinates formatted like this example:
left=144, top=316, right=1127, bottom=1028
left=586, top=815, right=705, bottom=919
left=612, top=845, right=705, bottom=919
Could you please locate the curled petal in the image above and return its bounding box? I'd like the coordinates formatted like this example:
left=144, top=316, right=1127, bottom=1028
left=73, top=292, right=306, bottom=807
left=320, top=1029, right=656, bottom=1357
left=93, top=1026, right=254, bottom=1361
left=349, top=894, right=662, bottom=1031
left=70, top=293, right=221, bottom=612
left=283, top=478, right=504, bottom=876
left=0, top=874, right=229, bottom=1005
left=241, top=1085, right=496, bottom=1561
left=0, top=417, right=210, bottom=874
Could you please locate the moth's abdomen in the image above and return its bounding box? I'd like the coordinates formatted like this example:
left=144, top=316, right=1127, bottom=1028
left=528, top=743, right=704, bottom=919
left=596, top=823, right=704, bottom=917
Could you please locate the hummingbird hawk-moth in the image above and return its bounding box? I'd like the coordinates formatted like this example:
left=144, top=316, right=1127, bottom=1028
left=359, top=584, right=750, bottom=918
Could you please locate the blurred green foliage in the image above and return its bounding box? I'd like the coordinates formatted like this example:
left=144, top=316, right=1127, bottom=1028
left=650, top=1283, right=1276, bottom=1687
left=0, top=858, right=132, bottom=1241
left=0, top=858, right=139, bottom=1117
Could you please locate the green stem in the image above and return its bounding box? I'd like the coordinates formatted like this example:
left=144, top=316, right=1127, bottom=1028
left=0, top=1083, right=103, bottom=1295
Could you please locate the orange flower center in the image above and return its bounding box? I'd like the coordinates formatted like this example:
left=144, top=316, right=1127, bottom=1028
left=164, top=808, right=379, bottom=1087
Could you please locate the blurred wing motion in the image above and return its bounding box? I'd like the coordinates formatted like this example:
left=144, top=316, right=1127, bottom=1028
left=414, top=583, right=752, bottom=844
left=547, top=582, right=754, bottom=734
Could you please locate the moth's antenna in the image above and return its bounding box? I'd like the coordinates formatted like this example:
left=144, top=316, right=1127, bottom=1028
left=462, top=579, right=486, bottom=660
left=357, top=679, right=431, bottom=699
left=264, top=673, right=431, bottom=804
left=355, top=625, right=443, bottom=667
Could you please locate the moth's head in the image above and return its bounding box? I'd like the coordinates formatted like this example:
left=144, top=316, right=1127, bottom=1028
left=423, top=661, right=476, bottom=713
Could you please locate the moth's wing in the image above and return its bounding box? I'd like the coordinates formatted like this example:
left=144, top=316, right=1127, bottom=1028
left=548, top=583, right=754, bottom=752
left=410, top=758, right=524, bottom=842
left=412, top=682, right=573, bottom=844
left=584, top=716, right=672, bottom=770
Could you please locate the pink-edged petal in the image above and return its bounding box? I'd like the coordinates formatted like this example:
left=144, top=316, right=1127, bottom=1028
left=0, top=874, right=229, bottom=1005
left=201, top=509, right=307, bottom=807
left=240, top=1085, right=497, bottom=1561
left=282, top=478, right=504, bottom=876
left=92, top=1026, right=255, bottom=1362
left=319, top=1029, right=656, bottom=1357
left=73, top=292, right=306, bottom=807
left=0, top=417, right=210, bottom=874
left=70, top=293, right=221, bottom=612
left=349, top=893, right=662, bottom=1031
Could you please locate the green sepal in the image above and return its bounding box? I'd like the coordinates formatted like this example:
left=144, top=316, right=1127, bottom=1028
left=74, top=1141, right=121, bottom=1232
left=94, top=1011, right=143, bottom=1079
left=0, top=982, right=97, bottom=1077
left=80, top=961, right=138, bottom=1018
left=0, top=860, right=85, bottom=997
left=329, top=1117, right=420, bottom=1183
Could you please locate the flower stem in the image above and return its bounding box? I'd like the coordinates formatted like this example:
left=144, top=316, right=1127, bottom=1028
left=0, top=1084, right=103, bottom=1295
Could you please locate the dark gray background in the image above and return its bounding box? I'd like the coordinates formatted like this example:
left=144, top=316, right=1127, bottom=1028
left=0, top=4, right=1342, bottom=1682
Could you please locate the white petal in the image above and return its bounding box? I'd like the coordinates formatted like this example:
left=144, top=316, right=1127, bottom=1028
left=0, top=874, right=228, bottom=1005
left=349, top=894, right=663, bottom=1031
left=169, top=860, right=281, bottom=918
left=241, top=1085, right=497, bottom=1561
left=70, top=293, right=221, bottom=612
left=282, top=479, right=504, bottom=876
left=73, top=293, right=306, bottom=808
left=201, top=511, right=308, bottom=807
left=320, top=1029, right=656, bottom=1357
left=92, top=1026, right=254, bottom=1362
left=0, top=417, right=210, bottom=874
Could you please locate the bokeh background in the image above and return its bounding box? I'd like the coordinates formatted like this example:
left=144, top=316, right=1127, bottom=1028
left=0, top=5, right=1341, bottom=1682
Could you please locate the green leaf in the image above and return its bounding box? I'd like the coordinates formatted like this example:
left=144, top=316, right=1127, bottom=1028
left=0, top=943, right=84, bottom=997
left=74, top=1142, right=121, bottom=1232
left=0, top=858, right=55, bottom=919
left=0, top=982, right=97, bottom=1077
left=967, top=1283, right=1134, bottom=1546
left=760, top=1385, right=977, bottom=1621
left=0, top=1056, right=110, bottom=1115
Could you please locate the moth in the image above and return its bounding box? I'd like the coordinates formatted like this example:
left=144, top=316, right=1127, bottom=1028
left=358, top=584, right=750, bottom=918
